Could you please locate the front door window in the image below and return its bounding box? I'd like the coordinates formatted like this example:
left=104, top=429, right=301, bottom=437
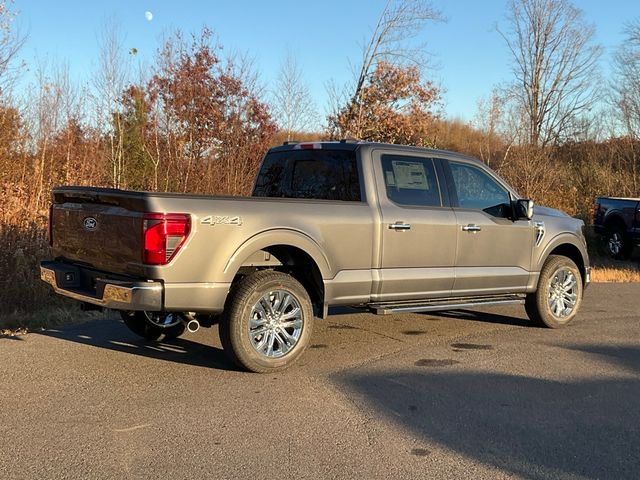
left=449, top=162, right=511, bottom=217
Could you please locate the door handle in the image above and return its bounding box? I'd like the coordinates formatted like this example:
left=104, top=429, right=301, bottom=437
left=462, top=224, right=482, bottom=232
left=389, top=222, right=411, bottom=231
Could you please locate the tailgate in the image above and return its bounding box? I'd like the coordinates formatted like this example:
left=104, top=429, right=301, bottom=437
left=51, top=188, right=147, bottom=276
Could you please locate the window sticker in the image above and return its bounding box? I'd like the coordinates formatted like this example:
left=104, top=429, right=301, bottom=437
left=391, top=160, right=428, bottom=190
left=385, top=170, right=396, bottom=186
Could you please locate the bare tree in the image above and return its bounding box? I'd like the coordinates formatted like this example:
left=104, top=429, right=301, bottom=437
left=328, top=0, right=443, bottom=138
left=611, top=20, right=640, bottom=192
left=0, top=0, right=25, bottom=96
left=498, top=0, right=602, bottom=146
left=92, top=18, right=131, bottom=188
left=271, top=51, right=317, bottom=141
left=612, top=20, right=640, bottom=139
left=473, top=88, right=510, bottom=166
left=28, top=59, right=65, bottom=210
left=353, top=0, right=442, bottom=100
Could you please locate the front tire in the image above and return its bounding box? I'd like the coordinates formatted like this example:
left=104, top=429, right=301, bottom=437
left=219, top=270, right=314, bottom=373
left=525, top=255, right=583, bottom=328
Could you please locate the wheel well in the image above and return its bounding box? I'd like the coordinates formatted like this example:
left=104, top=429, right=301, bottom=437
left=237, top=245, right=325, bottom=316
left=547, top=244, right=586, bottom=284
left=604, top=214, right=626, bottom=233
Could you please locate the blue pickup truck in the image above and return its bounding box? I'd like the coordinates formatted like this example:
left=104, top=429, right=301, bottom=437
left=594, top=197, right=640, bottom=259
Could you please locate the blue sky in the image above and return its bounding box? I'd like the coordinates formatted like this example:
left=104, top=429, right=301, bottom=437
left=12, top=0, right=640, bottom=124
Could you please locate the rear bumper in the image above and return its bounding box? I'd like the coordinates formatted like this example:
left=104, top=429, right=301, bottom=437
left=40, top=261, right=162, bottom=311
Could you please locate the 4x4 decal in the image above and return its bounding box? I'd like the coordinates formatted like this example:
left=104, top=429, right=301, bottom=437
left=201, top=215, right=243, bottom=226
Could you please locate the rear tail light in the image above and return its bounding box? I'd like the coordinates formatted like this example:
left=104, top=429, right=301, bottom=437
left=142, top=213, right=191, bottom=265
left=48, top=204, right=54, bottom=246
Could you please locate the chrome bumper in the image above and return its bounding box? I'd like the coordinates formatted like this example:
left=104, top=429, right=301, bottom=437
left=40, top=264, right=162, bottom=311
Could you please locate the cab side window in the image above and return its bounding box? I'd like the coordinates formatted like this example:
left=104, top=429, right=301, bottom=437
left=449, top=161, right=511, bottom=217
left=253, top=150, right=361, bottom=201
left=381, top=155, right=442, bottom=207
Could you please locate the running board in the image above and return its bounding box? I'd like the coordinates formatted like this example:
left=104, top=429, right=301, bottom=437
left=369, top=295, right=525, bottom=315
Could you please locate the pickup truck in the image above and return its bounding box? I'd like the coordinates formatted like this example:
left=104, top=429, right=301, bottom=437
left=594, top=196, right=640, bottom=259
left=41, top=141, right=590, bottom=372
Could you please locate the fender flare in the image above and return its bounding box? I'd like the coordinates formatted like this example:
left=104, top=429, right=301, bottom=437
left=535, top=232, right=588, bottom=272
left=222, top=228, right=332, bottom=283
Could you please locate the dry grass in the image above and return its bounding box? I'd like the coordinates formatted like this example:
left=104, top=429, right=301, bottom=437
left=0, top=327, right=27, bottom=338
left=0, top=306, right=106, bottom=332
left=591, top=266, right=640, bottom=282
left=591, top=257, right=640, bottom=283
left=585, top=230, right=640, bottom=283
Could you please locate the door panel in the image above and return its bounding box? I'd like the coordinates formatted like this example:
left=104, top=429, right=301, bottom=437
left=453, top=209, right=533, bottom=294
left=372, top=151, right=457, bottom=301
left=446, top=160, right=533, bottom=294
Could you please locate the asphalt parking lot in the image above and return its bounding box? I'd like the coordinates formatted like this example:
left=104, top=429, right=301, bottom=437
left=1, top=283, right=639, bottom=479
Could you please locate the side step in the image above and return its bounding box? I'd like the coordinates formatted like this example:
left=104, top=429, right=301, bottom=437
left=369, top=294, right=526, bottom=315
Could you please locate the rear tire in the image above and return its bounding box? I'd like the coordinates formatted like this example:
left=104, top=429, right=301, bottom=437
left=525, top=255, right=583, bottom=328
left=219, top=270, right=314, bottom=373
left=605, top=226, right=632, bottom=259
left=120, top=311, right=163, bottom=340
left=162, top=322, right=186, bottom=339
left=119, top=311, right=186, bottom=340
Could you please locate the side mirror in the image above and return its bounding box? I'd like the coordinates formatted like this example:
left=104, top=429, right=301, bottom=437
left=515, top=199, right=534, bottom=220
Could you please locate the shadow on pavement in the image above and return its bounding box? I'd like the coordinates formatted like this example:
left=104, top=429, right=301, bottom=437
left=336, top=343, right=640, bottom=479
left=38, top=317, right=238, bottom=371
left=425, top=308, right=532, bottom=327
left=565, top=343, right=640, bottom=374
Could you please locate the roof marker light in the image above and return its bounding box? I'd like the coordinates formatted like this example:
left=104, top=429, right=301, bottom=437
left=294, top=142, right=322, bottom=150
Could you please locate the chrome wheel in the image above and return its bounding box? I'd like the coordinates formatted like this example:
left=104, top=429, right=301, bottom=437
left=608, top=232, right=623, bottom=256
left=248, top=289, right=304, bottom=359
left=547, top=268, right=578, bottom=319
left=143, top=311, right=181, bottom=328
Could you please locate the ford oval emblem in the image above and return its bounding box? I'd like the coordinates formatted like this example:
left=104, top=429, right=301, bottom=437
left=83, top=217, right=98, bottom=231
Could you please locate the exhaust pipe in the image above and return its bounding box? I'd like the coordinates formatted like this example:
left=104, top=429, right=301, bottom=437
left=181, top=312, right=200, bottom=333
left=186, top=319, right=200, bottom=333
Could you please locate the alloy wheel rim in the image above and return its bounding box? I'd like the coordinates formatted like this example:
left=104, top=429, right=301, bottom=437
left=248, top=289, right=304, bottom=358
left=608, top=233, right=622, bottom=255
left=547, top=267, right=578, bottom=319
left=144, top=311, right=181, bottom=328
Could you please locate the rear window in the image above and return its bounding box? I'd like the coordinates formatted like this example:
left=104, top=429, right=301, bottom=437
left=252, top=149, right=361, bottom=201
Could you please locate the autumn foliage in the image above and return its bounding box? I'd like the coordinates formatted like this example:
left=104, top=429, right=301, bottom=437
left=110, top=29, right=276, bottom=194
left=329, top=62, right=440, bottom=146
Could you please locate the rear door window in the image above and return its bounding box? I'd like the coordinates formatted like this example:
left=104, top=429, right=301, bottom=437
left=380, top=155, right=442, bottom=207
left=253, top=149, right=361, bottom=201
